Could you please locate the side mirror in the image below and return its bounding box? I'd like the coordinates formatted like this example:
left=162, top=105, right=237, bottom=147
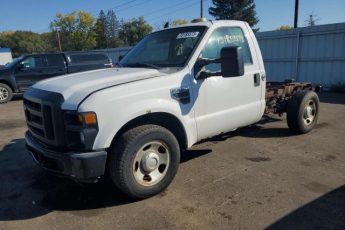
left=17, top=63, right=26, bottom=71
left=220, top=46, right=244, bottom=78
left=195, top=46, right=244, bottom=80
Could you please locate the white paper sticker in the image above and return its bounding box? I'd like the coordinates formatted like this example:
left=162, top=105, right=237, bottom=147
left=216, top=35, right=245, bottom=45
left=176, top=32, right=200, bottom=39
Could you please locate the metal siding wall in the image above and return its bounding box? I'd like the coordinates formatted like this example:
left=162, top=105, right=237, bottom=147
left=256, top=23, right=345, bottom=86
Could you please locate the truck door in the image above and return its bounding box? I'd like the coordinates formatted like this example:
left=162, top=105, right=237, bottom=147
left=14, top=55, right=45, bottom=90
left=44, top=54, right=67, bottom=78
left=191, top=26, right=263, bottom=140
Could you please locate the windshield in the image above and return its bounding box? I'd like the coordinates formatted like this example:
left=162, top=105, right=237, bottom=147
left=120, top=26, right=206, bottom=68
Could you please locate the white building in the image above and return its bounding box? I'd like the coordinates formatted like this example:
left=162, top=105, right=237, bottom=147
left=0, top=48, right=13, bottom=65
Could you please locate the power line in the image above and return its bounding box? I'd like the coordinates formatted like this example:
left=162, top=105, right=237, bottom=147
left=92, top=0, right=139, bottom=16
left=140, top=0, right=198, bottom=18
left=93, top=0, right=210, bottom=23
left=109, top=0, right=139, bottom=11
left=115, top=0, right=153, bottom=13
left=148, top=0, right=203, bottom=23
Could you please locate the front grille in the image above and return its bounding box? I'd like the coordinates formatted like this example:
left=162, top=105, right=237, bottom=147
left=24, top=99, right=41, bottom=112
left=43, top=105, right=55, bottom=140
left=24, top=98, right=55, bottom=141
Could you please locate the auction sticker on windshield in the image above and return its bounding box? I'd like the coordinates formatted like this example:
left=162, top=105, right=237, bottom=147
left=176, top=32, right=200, bottom=39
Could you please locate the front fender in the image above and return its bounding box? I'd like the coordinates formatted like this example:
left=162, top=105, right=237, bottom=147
left=78, top=87, right=197, bottom=150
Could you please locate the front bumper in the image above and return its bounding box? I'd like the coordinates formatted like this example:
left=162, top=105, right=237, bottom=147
left=25, top=131, right=107, bottom=182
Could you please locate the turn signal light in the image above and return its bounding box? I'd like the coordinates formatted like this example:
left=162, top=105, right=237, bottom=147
left=79, top=112, right=97, bottom=125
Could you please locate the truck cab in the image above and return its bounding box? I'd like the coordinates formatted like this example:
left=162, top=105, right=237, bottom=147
left=23, top=20, right=319, bottom=198
left=0, top=52, right=112, bottom=103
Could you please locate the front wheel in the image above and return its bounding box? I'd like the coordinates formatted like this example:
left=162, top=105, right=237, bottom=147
left=108, top=125, right=180, bottom=199
left=287, top=90, right=320, bottom=134
left=0, top=83, right=13, bottom=104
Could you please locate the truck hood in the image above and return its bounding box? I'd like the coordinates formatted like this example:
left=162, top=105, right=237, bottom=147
left=32, top=68, right=162, bottom=109
left=0, top=67, right=12, bottom=76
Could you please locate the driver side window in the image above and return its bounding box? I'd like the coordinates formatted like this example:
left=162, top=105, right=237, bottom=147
left=20, top=56, right=44, bottom=69
left=201, top=27, right=252, bottom=72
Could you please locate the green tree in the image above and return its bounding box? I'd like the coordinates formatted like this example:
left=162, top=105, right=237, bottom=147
left=172, top=19, right=188, bottom=26
left=50, top=11, right=96, bottom=51
left=40, top=32, right=60, bottom=52
left=0, top=31, right=47, bottom=56
left=94, top=10, right=107, bottom=49
left=209, top=0, right=259, bottom=30
left=119, top=17, right=152, bottom=46
left=105, top=10, right=123, bottom=48
left=155, top=19, right=188, bottom=30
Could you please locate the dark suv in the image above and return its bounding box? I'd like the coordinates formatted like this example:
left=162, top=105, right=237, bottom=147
left=0, top=52, right=113, bottom=103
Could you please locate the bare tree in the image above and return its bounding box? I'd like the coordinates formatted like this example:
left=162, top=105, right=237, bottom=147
left=305, top=12, right=321, bottom=26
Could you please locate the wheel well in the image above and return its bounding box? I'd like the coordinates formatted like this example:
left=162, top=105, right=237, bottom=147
left=112, top=112, right=188, bottom=151
left=0, top=80, right=14, bottom=91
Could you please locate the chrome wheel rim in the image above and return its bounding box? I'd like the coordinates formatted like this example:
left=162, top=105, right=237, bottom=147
left=132, top=141, right=170, bottom=186
left=303, top=100, right=316, bottom=126
left=0, top=87, right=9, bottom=101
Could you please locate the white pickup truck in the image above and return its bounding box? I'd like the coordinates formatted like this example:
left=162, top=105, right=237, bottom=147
left=24, top=20, right=320, bottom=198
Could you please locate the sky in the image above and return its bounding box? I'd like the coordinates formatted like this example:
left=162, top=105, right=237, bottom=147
left=0, top=0, right=344, bottom=33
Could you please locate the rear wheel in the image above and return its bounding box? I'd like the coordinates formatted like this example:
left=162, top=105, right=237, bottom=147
left=287, top=90, right=319, bottom=134
left=0, top=83, right=13, bottom=104
left=108, top=125, right=180, bottom=199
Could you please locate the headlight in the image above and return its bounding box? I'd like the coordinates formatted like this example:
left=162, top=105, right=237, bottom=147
left=64, top=111, right=98, bottom=150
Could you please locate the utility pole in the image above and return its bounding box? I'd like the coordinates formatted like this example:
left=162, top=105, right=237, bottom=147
left=200, top=0, right=204, bottom=18
left=55, top=27, right=62, bottom=52
left=294, top=0, right=299, bottom=28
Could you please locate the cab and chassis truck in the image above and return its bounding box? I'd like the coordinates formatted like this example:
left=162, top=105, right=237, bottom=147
left=23, top=20, right=320, bottom=198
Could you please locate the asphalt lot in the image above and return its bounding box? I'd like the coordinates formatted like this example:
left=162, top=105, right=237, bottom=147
left=0, top=93, right=344, bottom=230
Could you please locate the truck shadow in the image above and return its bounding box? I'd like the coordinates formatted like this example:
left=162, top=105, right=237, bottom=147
left=0, top=138, right=212, bottom=220
left=204, top=116, right=294, bottom=142
left=12, top=94, right=23, bottom=101
left=266, top=185, right=345, bottom=230
left=318, top=92, right=345, bottom=105
left=0, top=139, right=135, bottom=220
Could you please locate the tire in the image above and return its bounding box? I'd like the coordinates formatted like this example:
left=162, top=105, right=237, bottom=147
left=287, top=90, right=319, bottom=134
left=108, top=124, right=180, bottom=199
left=0, top=83, right=13, bottom=104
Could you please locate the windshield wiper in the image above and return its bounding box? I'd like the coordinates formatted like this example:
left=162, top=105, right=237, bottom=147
left=126, top=62, right=160, bottom=69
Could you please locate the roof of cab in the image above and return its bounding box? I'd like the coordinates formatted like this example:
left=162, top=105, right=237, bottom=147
left=163, top=20, right=246, bottom=30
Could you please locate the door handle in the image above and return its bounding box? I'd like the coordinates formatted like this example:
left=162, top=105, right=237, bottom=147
left=171, top=87, right=190, bottom=104
left=254, top=74, right=260, bottom=87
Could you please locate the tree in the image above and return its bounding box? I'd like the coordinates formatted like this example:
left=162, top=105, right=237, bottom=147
left=277, top=25, right=293, bottom=31
left=0, top=31, right=48, bottom=56
left=209, top=0, right=259, bottom=30
left=40, top=32, right=59, bottom=52
left=105, top=10, right=123, bottom=48
left=172, top=19, right=188, bottom=26
left=119, top=17, right=152, bottom=46
left=155, top=19, right=188, bottom=30
left=94, top=10, right=107, bottom=49
left=305, top=12, right=320, bottom=27
left=50, top=11, right=96, bottom=51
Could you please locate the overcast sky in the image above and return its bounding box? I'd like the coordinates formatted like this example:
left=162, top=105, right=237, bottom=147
left=0, top=0, right=344, bottom=32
